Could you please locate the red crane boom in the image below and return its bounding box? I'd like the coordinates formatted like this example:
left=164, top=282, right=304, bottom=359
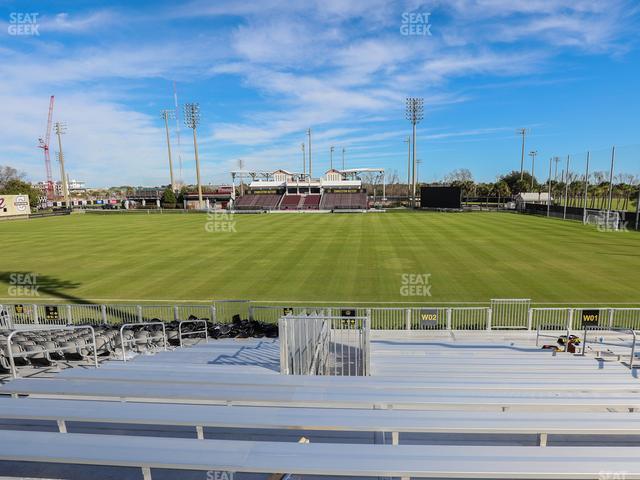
left=38, top=95, right=55, bottom=200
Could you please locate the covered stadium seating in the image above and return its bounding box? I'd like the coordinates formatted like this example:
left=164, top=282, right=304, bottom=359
left=302, top=195, right=321, bottom=209
left=280, top=195, right=302, bottom=210
left=234, top=194, right=283, bottom=210
left=321, top=192, right=368, bottom=210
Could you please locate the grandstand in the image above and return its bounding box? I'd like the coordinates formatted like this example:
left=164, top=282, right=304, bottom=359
left=3, top=314, right=640, bottom=479
left=230, top=168, right=378, bottom=211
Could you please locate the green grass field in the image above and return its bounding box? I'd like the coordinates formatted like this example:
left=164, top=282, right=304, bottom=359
left=1, top=211, right=639, bottom=305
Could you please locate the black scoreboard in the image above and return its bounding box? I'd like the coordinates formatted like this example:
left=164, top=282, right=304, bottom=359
left=420, top=186, right=462, bottom=209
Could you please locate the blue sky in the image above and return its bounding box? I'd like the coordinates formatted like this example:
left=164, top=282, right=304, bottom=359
left=1, top=0, right=639, bottom=187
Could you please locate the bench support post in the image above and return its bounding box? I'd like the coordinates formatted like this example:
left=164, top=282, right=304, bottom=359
left=196, top=425, right=204, bottom=440
left=392, top=431, right=399, bottom=445
left=538, top=433, right=548, bottom=447
left=142, top=466, right=152, bottom=480
left=57, top=420, right=67, bottom=433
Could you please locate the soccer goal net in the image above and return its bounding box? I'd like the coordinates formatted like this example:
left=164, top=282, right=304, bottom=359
left=584, top=209, right=621, bottom=230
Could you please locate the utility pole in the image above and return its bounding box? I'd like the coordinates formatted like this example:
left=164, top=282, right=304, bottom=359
left=330, top=145, right=334, bottom=170
left=54, top=122, right=69, bottom=208
left=563, top=155, right=570, bottom=220
left=184, top=103, right=203, bottom=209
left=301, top=143, right=306, bottom=177
left=341, top=147, right=345, bottom=170
left=583, top=151, right=590, bottom=223
left=553, top=156, right=560, bottom=181
left=307, top=128, right=312, bottom=177
left=405, top=97, right=424, bottom=208
left=160, top=109, right=176, bottom=191
left=404, top=136, right=411, bottom=202
left=529, top=150, right=537, bottom=190
left=516, top=128, right=527, bottom=181
left=547, top=157, right=552, bottom=218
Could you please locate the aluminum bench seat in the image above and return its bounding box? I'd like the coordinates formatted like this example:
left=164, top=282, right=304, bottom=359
left=3, top=378, right=640, bottom=411
left=54, top=368, right=640, bottom=391
left=100, top=358, right=630, bottom=376
left=2, top=397, right=640, bottom=440
left=2, top=430, right=640, bottom=479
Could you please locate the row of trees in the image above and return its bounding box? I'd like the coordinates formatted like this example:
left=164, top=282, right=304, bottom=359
left=0, top=166, right=41, bottom=208
left=442, top=168, right=639, bottom=211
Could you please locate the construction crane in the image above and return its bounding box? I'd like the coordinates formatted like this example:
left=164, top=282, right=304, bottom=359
left=37, top=95, right=55, bottom=200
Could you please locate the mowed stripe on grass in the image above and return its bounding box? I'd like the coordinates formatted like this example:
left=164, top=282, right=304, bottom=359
left=0, top=211, right=638, bottom=304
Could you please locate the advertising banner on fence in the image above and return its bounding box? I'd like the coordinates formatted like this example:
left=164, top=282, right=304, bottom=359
left=0, top=194, right=31, bottom=217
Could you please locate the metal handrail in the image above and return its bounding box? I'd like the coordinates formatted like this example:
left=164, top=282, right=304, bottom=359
left=178, top=319, right=209, bottom=347
left=535, top=322, right=571, bottom=349
left=119, top=321, right=167, bottom=362
left=582, top=326, right=637, bottom=370
left=6, top=325, right=99, bottom=379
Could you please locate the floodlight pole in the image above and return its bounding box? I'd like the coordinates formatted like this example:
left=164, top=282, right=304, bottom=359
left=54, top=122, right=69, bottom=208
left=412, top=122, right=417, bottom=207
left=529, top=150, right=537, bottom=190
left=301, top=143, right=306, bottom=177
left=563, top=155, right=570, bottom=220
left=307, top=128, right=312, bottom=177
left=342, top=147, right=345, bottom=170
left=406, top=97, right=424, bottom=208
left=161, top=110, right=176, bottom=191
left=184, top=103, right=203, bottom=209
left=193, top=127, right=203, bottom=209
left=517, top=128, right=527, bottom=181
left=547, top=157, right=552, bottom=218
left=583, top=151, right=590, bottom=223
left=330, top=145, right=334, bottom=170
left=403, top=136, right=411, bottom=202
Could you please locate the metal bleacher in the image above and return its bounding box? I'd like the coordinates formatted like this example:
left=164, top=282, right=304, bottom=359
left=2, top=335, right=640, bottom=478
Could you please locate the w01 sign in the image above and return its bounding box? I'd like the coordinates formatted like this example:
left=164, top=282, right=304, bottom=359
left=582, top=309, right=600, bottom=327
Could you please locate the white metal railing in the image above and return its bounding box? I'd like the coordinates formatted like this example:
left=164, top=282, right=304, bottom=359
left=279, top=314, right=370, bottom=376
left=490, top=299, right=531, bottom=329
left=2, top=301, right=640, bottom=334
left=535, top=323, right=571, bottom=349
left=178, top=319, right=209, bottom=347
left=119, top=322, right=167, bottom=362
left=581, top=326, right=637, bottom=371
left=6, top=325, right=99, bottom=378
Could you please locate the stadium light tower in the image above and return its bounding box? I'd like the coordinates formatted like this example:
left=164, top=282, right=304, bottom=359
left=404, top=136, right=411, bottom=201
left=330, top=145, right=334, bottom=170
left=184, top=103, right=203, bottom=209
left=54, top=122, right=69, bottom=208
left=307, top=128, right=312, bottom=177
left=405, top=97, right=424, bottom=208
left=160, top=109, right=176, bottom=191
left=516, top=128, right=527, bottom=181
left=341, top=147, right=346, bottom=170
left=301, top=143, right=306, bottom=177
left=529, top=150, right=537, bottom=190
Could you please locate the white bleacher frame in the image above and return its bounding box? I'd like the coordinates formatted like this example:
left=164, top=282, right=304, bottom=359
left=6, top=325, right=99, bottom=378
